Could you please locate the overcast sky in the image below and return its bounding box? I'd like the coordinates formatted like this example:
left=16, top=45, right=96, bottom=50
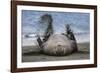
left=22, top=10, right=90, bottom=43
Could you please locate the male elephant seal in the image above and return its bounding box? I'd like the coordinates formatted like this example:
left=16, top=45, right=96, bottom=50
left=42, top=34, right=78, bottom=56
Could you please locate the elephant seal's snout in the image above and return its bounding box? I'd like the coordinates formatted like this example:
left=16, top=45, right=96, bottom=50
left=42, top=34, right=78, bottom=56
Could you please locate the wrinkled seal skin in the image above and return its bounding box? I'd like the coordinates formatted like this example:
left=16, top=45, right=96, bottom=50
left=42, top=34, right=78, bottom=56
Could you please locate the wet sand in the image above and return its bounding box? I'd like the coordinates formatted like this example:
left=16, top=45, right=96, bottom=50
left=22, top=42, right=90, bottom=62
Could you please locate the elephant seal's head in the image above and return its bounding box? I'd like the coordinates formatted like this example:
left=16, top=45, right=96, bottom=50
left=42, top=34, right=78, bottom=56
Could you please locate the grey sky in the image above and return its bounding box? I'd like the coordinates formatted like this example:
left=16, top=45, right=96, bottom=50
left=22, top=10, right=90, bottom=43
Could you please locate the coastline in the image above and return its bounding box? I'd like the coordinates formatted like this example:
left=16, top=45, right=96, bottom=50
left=22, top=42, right=90, bottom=62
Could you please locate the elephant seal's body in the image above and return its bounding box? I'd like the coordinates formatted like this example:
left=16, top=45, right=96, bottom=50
left=42, top=34, right=77, bottom=56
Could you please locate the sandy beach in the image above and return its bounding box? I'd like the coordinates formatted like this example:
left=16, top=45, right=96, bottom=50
left=22, top=42, right=90, bottom=62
